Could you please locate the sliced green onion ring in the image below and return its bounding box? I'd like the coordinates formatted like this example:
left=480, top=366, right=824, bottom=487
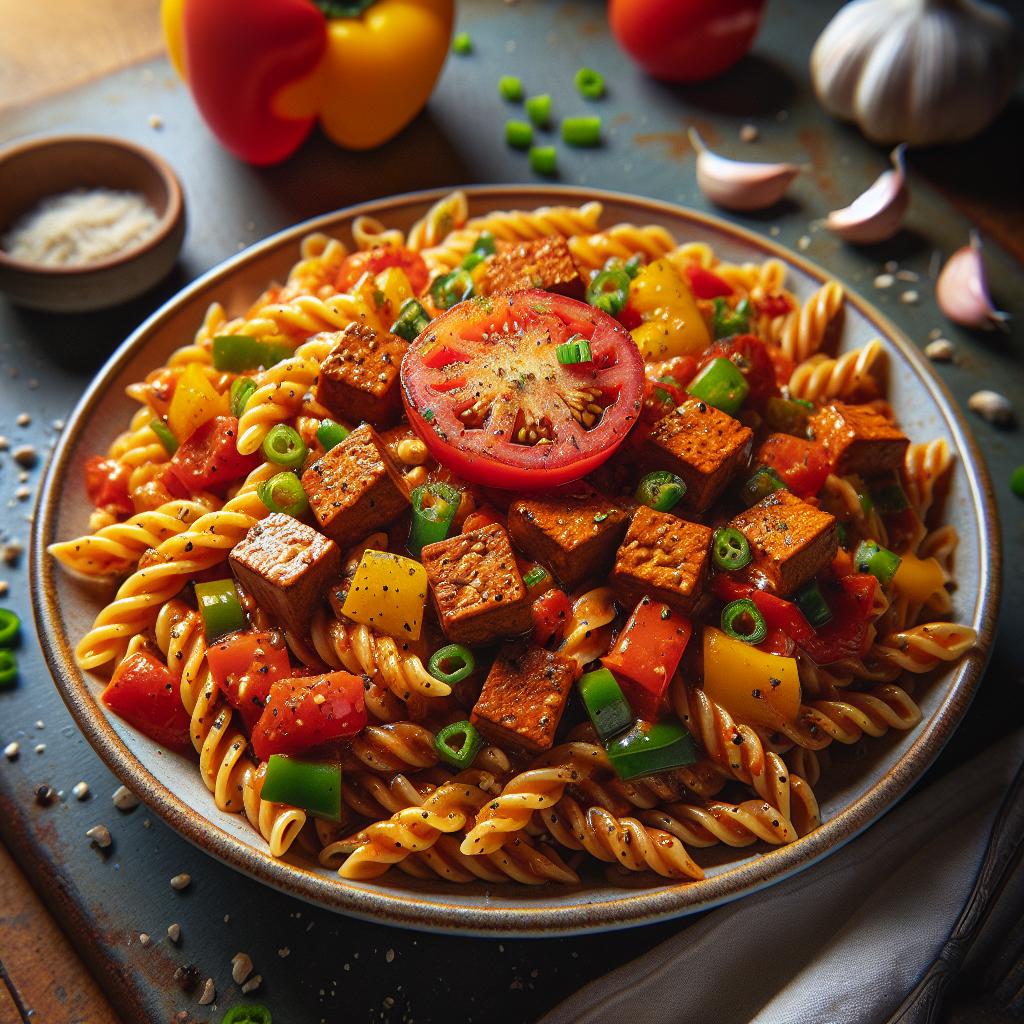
left=574, top=66, right=605, bottom=99
left=409, top=482, right=462, bottom=557
left=853, top=539, right=902, bottom=587
left=586, top=267, right=630, bottom=317
left=257, top=471, right=309, bottom=518
left=635, top=471, right=686, bottom=513
left=0, top=608, right=21, bottom=648
left=430, top=269, right=474, bottom=310
left=230, top=376, right=257, bottom=418
left=721, top=598, right=768, bottom=645
left=434, top=719, right=483, bottom=769
left=262, top=424, right=307, bottom=470
left=390, top=297, right=430, bottom=341
left=555, top=335, right=593, bottom=364
left=562, top=115, right=602, bottom=147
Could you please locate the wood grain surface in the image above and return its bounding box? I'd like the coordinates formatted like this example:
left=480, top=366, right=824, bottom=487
left=0, top=0, right=163, bottom=113
left=0, top=842, right=121, bottom=1023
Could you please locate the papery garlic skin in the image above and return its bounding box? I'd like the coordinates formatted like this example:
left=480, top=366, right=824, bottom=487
left=936, top=232, right=1010, bottom=331
left=825, top=144, right=909, bottom=244
left=689, top=128, right=801, bottom=212
left=811, top=0, right=1022, bottom=146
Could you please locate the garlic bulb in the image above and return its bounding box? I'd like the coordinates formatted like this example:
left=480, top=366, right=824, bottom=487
left=689, top=128, right=801, bottom=212
left=810, top=0, right=1022, bottom=146
left=825, top=144, right=909, bottom=244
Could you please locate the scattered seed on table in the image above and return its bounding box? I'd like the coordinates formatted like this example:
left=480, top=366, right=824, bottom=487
left=113, top=785, right=139, bottom=810
left=385, top=949, right=395, bottom=963
left=139, top=933, right=151, bottom=947
left=797, top=236, right=811, bottom=250
left=173, top=964, right=200, bottom=994
left=167, top=923, right=181, bottom=943
left=16, top=413, right=30, bottom=427
left=198, top=978, right=216, bottom=1005
left=896, top=269, right=918, bottom=281
left=15, top=487, right=30, bottom=502
left=34, top=784, right=55, bottom=806
left=240, top=975, right=262, bottom=995
left=170, top=873, right=192, bottom=891
left=86, top=824, right=112, bottom=848
left=12, top=446, right=38, bottom=469
left=35, top=720, right=44, bottom=730
left=278, top=947, right=290, bottom=958
left=34, top=743, right=46, bottom=754
left=739, top=124, right=759, bottom=143
left=0, top=582, right=8, bottom=598
left=900, top=290, right=919, bottom=304
left=925, top=338, right=955, bottom=362
left=884, top=260, right=899, bottom=273
left=4, top=741, right=19, bottom=760
left=874, top=273, right=894, bottom=289
left=72, top=781, right=90, bottom=800
left=0, top=436, right=8, bottom=451
left=968, top=390, right=1015, bottom=426
left=231, top=952, right=254, bottom=984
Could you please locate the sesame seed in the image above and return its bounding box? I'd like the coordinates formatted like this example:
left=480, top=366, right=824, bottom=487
left=72, top=781, right=90, bottom=800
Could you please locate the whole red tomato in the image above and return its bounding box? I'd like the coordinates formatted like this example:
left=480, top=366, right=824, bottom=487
left=609, top=0, right=766, bottom=83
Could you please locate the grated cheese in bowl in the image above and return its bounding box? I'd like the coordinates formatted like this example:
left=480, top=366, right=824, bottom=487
left=2, top=188, right=159, bottom=267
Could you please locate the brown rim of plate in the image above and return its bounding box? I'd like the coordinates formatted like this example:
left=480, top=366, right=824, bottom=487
left=0, top=134, right=184, bottom=276
left=30, top=185, right=1001, bottom=936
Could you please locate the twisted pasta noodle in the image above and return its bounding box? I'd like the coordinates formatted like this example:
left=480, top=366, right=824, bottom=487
left=641, top=798, right=796, bottom=848
left=671, top=680, right=798, bottom=827
left=667, top=240, right=715, bottom=269
left=418, top=201, right=604, bottom=271
left=339, top=771, right=434, bottom=823
left=788, top=338, right=883, bottom=402
left=345, top=722, right=439, bottom=773
left=76, top=462, right=276, bottom=670
left=566, top=223, right=676, bottom=271
left=49, top=499, right=213, bottom=577
left=540, top=796, right=703, bottom=879
left=399, top=833, right=581, bottom=885
left=406, top=191, right=470, bottom=251
left=239, top=291, right=378, bottom=343
left=460, top=742, right=610, bottom=856
left=784, top=745, right=826, bottom=788
left=352, top=215, right=406, bottom=251
left=819, top=474, right=889, bottom=548
left=777, top=280, right=845, bottom=364
left=558, top=586, right=618, bottom=667
left=903, top=439, right=954, bottom=523
left=338, top=780, right=491, bottom=879
left=919, top=524, right=959, bottom=575
left=154, top=601, right=306, bottom=855
left=772, top=683, right=922, bottom=749
left=872, top=622, right=977, bottom=673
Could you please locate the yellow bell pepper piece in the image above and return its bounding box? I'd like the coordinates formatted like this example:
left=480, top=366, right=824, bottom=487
left=275, top=0, right=454, bottom=151
left=372, top=266, right=415, bottom=328
left=893, top=552, right=946, bottom=606
left=702, top=626, right=801, bottom=729
left=167, top=363, right=227, bottom=443
left=629, top=258, right=712, bottom=361
left=342, top=549, right=427, bottom=641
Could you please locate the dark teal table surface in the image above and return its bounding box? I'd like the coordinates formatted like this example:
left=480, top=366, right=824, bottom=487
left=1, top=1, right=1022, bottom=1021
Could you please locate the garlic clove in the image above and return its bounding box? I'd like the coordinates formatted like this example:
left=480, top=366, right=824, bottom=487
left=936, top=231, right=1010, bottom=331
left=825, top=144, right=909, bottom=244
left=967, top=389, right=1014, bottom=427
left=689, top=128, right=802, bottom=212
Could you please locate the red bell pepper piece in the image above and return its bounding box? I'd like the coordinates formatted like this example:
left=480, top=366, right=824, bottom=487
left=696, top=333, right=779, bottom=408
left=755, top=294, right=793, bottom=319
left=799, top=574, right=877, bottom=665
left=336, top=246, right=430, bottom=295
left=84, top=456, right=134, bottom=517
left=101, top=649, right=192, bottom=753
left=713, top=576, right=815, bottom=644
left=531, top=589, right=573, bottom=648
left=602, top=597, right=693, bottom=722
left=207, top=630, right=293, bottom=732
left=755, top=434, right=831, bottom=499
left=252, top=671, right=367, bottom=760
left=167, top=416, right=261, bottom=496
left=181, top=0, right=326, bottom=165
left=683, top=264, right=734, bottom=299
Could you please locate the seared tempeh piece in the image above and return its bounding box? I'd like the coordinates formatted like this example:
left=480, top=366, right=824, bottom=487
left=229, top=513, right=340, bottom=638
left=728, top=489, right=838, bottom=596
left=301, top=423, right=409, bottom=545
left=481, top=236, right=585, bottom=299
left=471, top=645, right=577, bottom=755
left=809, top=401, right=910, bottom=477
left=420, top=523, right=532, bottom=646
left=507, top=484, right=628, bottom=592
left=611, top=505, right=713, bottom=615
left=643, top=398, right=753, bottom=514
left=315, top=322, right=408, bottom=429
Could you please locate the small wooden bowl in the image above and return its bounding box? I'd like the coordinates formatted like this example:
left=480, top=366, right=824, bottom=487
left=0, top=134, right=185, bottom=312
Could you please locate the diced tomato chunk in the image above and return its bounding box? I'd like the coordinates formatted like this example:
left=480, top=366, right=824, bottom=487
left=800, top=574, right=877, bottom=665
left=84, top=456, right=134, bottom=517
left=167, top=416, right=260, bottom=495
left=207, top=630, right=293, bottom=732
left=252, top=672, right=367, bottom=760
left=756, top=294, right=793, bottom=319
left=603, top=597, right=693, bottom=722
left=335, top=246, right=429, bottom=295
left=713, top=576, right=815, bottom=644
left=696, top=333, right=779, bottom=408
left=101, top=649, right=192, bottom=752
left=684, top=264, right=734, bottom=299
left=531, top=588, right=573, bottom=647
left=756, top=434, right=831, bottom=499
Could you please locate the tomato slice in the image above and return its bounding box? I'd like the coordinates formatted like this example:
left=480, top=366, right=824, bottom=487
left=84, top=456, right=134, bottom=517
left=335, top=246, right=429, bottom=295
left=400, top=290, right=645, bottom=490
left=101, top=649, right=192, bottom=753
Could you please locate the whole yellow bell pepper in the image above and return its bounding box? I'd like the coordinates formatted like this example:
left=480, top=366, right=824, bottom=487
left=162, top=0, right=453, bottom=165
left=629, top=258, right=712, bottom=361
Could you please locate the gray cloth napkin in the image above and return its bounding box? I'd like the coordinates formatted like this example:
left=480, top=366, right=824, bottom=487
left=544, top=729, right=1024, bottom=1024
